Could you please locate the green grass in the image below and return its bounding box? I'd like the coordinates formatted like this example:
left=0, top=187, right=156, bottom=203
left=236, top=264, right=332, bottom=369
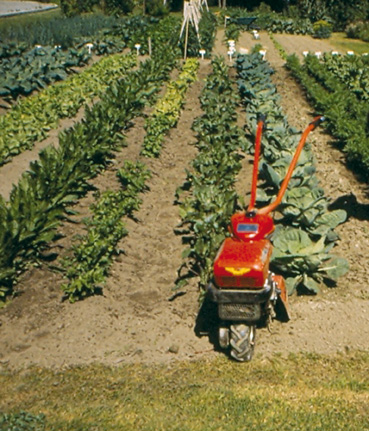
left=0, top=352, right=368, bottom=430
left=330, top=32, right=369, bottom=54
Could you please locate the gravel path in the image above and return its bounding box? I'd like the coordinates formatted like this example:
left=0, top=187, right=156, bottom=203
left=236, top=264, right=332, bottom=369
left=0, top=1, right=58, bottom=17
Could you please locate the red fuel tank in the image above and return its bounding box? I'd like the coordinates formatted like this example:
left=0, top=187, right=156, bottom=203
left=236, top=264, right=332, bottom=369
left=214, top=238, right=272, bottom=289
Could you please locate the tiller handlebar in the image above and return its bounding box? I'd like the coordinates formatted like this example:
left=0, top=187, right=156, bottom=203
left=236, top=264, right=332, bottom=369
left=247, top=115, right=325, bottom=216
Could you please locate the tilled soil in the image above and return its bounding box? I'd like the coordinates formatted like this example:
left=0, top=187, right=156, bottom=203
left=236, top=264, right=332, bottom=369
left=0, top=29, right=368, bottom=370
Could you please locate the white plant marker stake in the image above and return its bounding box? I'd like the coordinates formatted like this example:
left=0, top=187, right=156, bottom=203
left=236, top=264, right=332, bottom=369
left=302, top=50, right=309, bottom=57
left=347, top=50, right=354, bottom=55
left=135, top=44, right=141, bottom=55
left=315, top=51, right=322, bottom=59
left=228, top=50, right=233, bottom=61
left=225, top=15, right=230, bottom=27
left=199, top=49, right=206, bottom=59
left=252, top=30, right=260, bottom=40
left=85, top=43, right=94, bottom=54
left=259, top=49, right=266, bottom=60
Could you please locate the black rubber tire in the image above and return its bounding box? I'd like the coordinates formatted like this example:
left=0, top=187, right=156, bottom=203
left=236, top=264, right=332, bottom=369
left=229, top=324, right=255, bottom=362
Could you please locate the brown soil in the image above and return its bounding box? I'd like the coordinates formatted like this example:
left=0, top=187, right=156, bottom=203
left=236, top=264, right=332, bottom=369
left=0, top=29, right=368, bottom=370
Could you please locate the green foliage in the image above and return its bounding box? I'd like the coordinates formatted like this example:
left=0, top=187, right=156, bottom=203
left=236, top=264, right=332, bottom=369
left=313, top=20, right=332, bottom=39
left=62, top=161, right=151, bottom=302
left=0, top=53, right=136, bottom=166
left=236, top=53, right=348, bottom=294
left=141, top=58, right=199, bottom=157
left=222, top=7, right=313, bottom=37
left=175, top=57, right=247, bottom=293
left=179, top=10, right=217, bottom=58
left=286, top=53, right=369, bottom=176
left=103, top=0, right=134, bottom=15
left=263, top=15, right=313, bottom=35
left=0, top=13, right=122, bottom=47
left=322, top=51, right=369, bottom=101
left=59, top=0, right=97, bottom=17
left=145, top=0, right=169, bottom=17
left=0, top=46, right=91, bottom=100
left=345, top=21, right=369, bottom=42
left=0, top=411, right=45, bottom=431
left=295, top=0, right=330, bottom=23
left=272, top=226, right=349, bottom=294
left=328, top=0, right=369, bottom=32
left=0, top=51, right=175, bottom=299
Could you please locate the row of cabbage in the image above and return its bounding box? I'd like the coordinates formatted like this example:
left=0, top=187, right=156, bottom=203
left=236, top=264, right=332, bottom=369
left=286, top=53, right=369, bottom=178
left=62, top=58, right=199, bottom=302
left=236, top=53, right=348, bottom=294
left=0, top=50, right=176, bottom=300
left=0, top=45, right=91, bottom=100
left=175, top=56, right=248, bottom=294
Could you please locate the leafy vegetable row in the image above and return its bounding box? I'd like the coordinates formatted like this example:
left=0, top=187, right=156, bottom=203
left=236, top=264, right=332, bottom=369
left=141, top=58, right=199, bottom=158
left=175, top=56, right=247, bottom=294
left=0, top=52, right=176, bottom=300
left=236, top=53, right=348, bottom=294
left=321, top=53, right=369, bottom=102
left=0, top=53, right=137, bottom=166
left=286, top=53, right=369, bottom=177
left=0, top=45, right=91, bottom=100
left=223, top=8, right=313, bottom=42
left=62, top=161, right=151, bottom=302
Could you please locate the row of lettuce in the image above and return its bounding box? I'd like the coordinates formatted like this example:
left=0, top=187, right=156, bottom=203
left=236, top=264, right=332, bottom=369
left=175, top=54, right=348, bottom=297
left=286, top=52, right=369, bottom=178
left=0, top=12, right=215, bottom=101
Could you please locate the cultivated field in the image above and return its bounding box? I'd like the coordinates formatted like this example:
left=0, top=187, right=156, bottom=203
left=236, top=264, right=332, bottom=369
left=0, top=20, right=368, bottom=430
left=0, top=29, right=368, bottom=368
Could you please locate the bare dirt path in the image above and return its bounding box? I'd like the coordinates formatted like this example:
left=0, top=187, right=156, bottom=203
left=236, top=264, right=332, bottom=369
left=0, top=29, right=368, bottom=370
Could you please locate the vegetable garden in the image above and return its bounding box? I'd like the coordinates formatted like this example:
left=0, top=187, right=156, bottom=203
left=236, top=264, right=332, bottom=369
left=0, top=9, right=368, bottom=372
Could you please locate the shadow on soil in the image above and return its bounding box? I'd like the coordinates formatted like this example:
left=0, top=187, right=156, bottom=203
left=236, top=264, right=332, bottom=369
left=329, top=193, right=369, bottom=221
